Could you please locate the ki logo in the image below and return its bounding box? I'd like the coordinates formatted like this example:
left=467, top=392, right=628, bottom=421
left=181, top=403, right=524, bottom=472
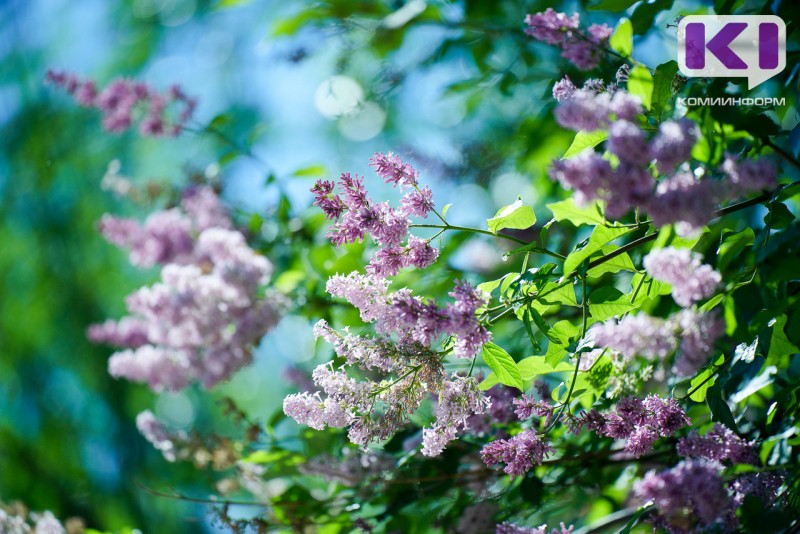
left=678, top=15, right=786, bottom=89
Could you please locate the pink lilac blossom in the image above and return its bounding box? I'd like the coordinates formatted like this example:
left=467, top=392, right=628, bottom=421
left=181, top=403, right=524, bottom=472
left=525, top=10, right=611, bottom=70
left=607, top=120, right=651, bottom=166
left=46, top=69, right=195, bottom=137
left=645, top=168, right=720, bottom=233
left=677, top=424, right=760, bottom=465
left=722, top=154, right=777, bottom=193
left=496, top=523, right=574, bottom=534
left=634, top=460, right=732, bottom=533
left=324, top=272, right=490, bottom=359
left=591, top=314, right=678, bottom=361
left=552, top=76, right=577, bottom=102
left=643, top=247, right=721, bottom=307
left=651, top=119, right=698, bottom=174
left=136, top=410, right=188, bottom=462
left=94, top=192, right=283, bottom=391
left=422, top=377, right=490, bottom=456
left=672, top=309, right=725, bottom=376
left=513, top=395, right=555, bottom=426
left=311, top=154, right=438, bottom=277
left=579, top=395, right=689, bottom=457
left=480, top=430, right=555, bottom=478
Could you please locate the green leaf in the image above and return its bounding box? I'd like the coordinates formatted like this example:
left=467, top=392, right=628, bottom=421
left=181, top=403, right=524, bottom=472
left=630, top=272, right=670, bottom=305
left=588, top=0, right=639, bottom=10
left=481, top=343, right=524, bottom=391
left=547, top=198, right=605, bottom=227
left=690, top=368, right=716, bottom=402
left=540, top=281, right=578, bottom=307
left=619, top=504, right=654, bottom=534
left=764, top=202, right=794, bottom=230
left=563, top=131, right=608, bottom=159
left=767, top=315, right=799, bottom=366
left=589, top=286, right=636, bottom=321
left=631, top=0, right=675, bottom=35
left=717, top=228, right=754, bottom=272
left=271, top=10, right=319, bottom=36
left=627, top=65, right=653, bottom=109
left=517, top=356, right=574, bottom=380
left=609, top=19, right=633, bottom=57
left=441, top=203, right=452, bottom=220
left=292, top=164, right=327, bottom=178
left=564, top=225, right=633, bottom=276
left=707, top=384, right=738, bottom=432
left=487, top=199, right=536, bottom=234
left=588, top=246, right=635, bottom=277
left=527, top=307, right=561, bottom=344
left=651, top=61, right=678, bottom=115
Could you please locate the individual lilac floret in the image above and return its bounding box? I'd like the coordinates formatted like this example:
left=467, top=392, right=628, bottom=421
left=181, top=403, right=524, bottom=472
left=645, top=169, right=720, bottom=233
left=524, top=9, right=579, bottom=45
left=677, top=424, right=760, bottom=465
left=721, top=154, right=777, bottom=193
left=592, top=314, right=678, bottom=361
left=651, top=119, right=698, bottom=174
left=136, top=410, right=188, bottom=462
left=671, top=309, right=725, bottom=376
left=634, top=460, right=732, bottom=532
left=497, top=522, right=574, bottom=534
left=481, top=430, right=554, bottom=478
left=643, top=247, right=721, bottom=307
left=607, top=120, right=651, bottom=165
left=46, top=69, right=196, bottom=137
left=552, top=76, right=577, bottom=102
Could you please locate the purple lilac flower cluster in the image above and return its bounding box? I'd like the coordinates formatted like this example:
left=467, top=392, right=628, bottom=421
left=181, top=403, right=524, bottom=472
left=326, top=272, right=491, bottom=360
left=677, top=423, right=759, bottom=465
left=89, top=187, right=283, bottom=391
left=46, top=69, right=196, bottom=137
left=285, top=274, right=493, bottom=454
left=592, top=307, right=725, bottom=376
left=496, top=522, right=574, bottom=534
left=480, top=430, right=555, bottom=478
left=579, top=395, right=690, bottom=457
left=513, top=394, right=555, bottom=426
left=643, top=247, right=721, bottom=306
left=311, top=153, right=437, bottom=277
left=677, top=424, right=783, bottom=511
left=466, top=384, right=518, bottom=436
left=635, top=459, right=732, bottom=533
left=549, top=78, right=778, bottom=229
left=524, top=9, right=612, bottom=71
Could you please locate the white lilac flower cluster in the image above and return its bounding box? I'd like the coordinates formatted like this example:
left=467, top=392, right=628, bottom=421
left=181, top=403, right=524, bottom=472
left=547, top=76, right=777, bottom=231
left=89, top=186, right=283, bottom=391
left=0, top=508, right=67, bottom=534
left=284, top=273, right=493, bottom=455
left=592, top=248, right=724, bottom=376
